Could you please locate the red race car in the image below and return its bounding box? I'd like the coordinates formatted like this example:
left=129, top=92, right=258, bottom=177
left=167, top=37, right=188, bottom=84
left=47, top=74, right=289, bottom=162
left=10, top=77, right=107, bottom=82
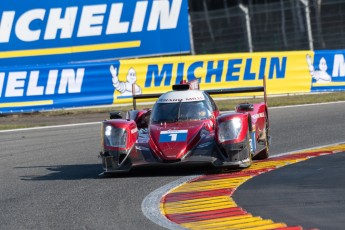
left=100, top=78, right=270, bottom=173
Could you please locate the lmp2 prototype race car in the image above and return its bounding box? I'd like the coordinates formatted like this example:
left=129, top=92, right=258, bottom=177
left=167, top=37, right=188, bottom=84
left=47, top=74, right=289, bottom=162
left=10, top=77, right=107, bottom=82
left=99, top=78, right=270, bottom=173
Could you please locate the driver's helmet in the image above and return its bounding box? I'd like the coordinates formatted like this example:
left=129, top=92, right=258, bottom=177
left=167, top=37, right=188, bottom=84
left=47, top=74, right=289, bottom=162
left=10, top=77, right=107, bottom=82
left=188, top=102, right=207, bottom=119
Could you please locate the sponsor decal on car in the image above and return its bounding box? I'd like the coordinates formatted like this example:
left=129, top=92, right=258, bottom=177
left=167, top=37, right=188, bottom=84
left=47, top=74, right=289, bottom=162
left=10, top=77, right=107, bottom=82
left=131, top=127, right=138, bottom=134
left=159, top=130, right=188, bottom=143
left=251, top=112, right=265, bottom=120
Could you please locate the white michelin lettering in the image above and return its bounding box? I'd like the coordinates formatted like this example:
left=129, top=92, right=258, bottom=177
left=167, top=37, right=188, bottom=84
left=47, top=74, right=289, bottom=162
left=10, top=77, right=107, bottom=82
left=0, top=68, right=85, bottom=98
left=15, top=9, right=45, bottom=42
left=1, top=0, right=182, bottom=43
left=0, top=11, right=15, bottom=43
left=0, top=73, right=4, bottom=96
left=45, top=70, right=58, bottom=95
left=27, top=71, right=44, bottom=96
left=148, top=0, right=182, bottom=30
left=6, top=72, right=26, bottom=97
left=44, top=7, right=78, bottom=40
left=332, top=54, right=345, bottom=77
left=0, top=0, right=182, bottom=43
left=77, top=5, right=106, bottom=37
left=58, top=68, right=85, bottom=94
left=131, top=1, right=148, bottom=32
left=106, top=3, right=129, bottom=35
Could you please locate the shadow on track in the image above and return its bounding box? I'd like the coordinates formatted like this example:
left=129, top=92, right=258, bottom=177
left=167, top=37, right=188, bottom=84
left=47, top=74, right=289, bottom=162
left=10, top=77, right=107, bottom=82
left=16, top=164, right=241, bottom=180
left=101, top=164, right=242, bottom=179
left=16, top=164, right=102, bottom=181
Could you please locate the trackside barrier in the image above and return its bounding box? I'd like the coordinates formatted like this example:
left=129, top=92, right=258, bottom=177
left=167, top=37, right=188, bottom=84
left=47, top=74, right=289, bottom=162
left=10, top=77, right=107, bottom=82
left=0, top=0, right=190, bottom=66
left=1, top=50, right=345, bottom=113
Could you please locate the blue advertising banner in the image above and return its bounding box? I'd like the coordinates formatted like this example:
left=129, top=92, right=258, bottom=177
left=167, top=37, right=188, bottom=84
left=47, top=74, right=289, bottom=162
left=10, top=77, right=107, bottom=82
left=0, top=0, right=190, bottom=66
left=309, top=50, right=345, bottom=92
left=0, top=62, right=116, bottom=113
left=3, top=49, right=345, bottom=114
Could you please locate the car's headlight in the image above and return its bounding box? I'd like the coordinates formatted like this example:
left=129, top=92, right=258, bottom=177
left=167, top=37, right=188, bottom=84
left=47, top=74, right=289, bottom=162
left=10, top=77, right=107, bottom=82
left=103, top=125, right=127, bottom=148
left=218, top=118, right=242, bottom=142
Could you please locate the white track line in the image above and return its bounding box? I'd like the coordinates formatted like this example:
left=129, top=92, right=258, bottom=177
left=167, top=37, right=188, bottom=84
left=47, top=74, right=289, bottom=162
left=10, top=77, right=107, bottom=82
left=141, top=175, right=198, bottom=230
left=269, top=100, right=345, bottom=110
left=2, top=100, right=345, bottom=134
left=270, top=141, right=345, bottom=158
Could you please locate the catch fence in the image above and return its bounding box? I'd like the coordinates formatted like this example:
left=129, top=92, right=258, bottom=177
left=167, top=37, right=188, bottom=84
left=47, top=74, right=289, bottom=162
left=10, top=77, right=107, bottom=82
left=189, top=0, right=345, bottom=54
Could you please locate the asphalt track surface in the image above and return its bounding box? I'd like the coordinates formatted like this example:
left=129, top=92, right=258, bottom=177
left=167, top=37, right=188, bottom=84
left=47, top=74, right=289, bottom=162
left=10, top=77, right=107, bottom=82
left=0, top=101, right=345, bottom=230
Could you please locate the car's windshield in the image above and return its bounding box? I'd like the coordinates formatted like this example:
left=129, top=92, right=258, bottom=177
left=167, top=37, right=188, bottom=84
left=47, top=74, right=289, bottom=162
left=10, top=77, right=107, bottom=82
left=151, top=101, right=212, bottom=123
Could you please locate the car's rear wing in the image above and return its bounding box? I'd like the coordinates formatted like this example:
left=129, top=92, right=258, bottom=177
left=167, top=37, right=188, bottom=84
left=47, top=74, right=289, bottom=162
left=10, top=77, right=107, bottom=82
left=131, top=79, right=200, bottom=109
left=132, top=92, right=163, bottom=110
left=205, top=75, right=268, bottom=106
left=131, top=76, right=268, bottom=110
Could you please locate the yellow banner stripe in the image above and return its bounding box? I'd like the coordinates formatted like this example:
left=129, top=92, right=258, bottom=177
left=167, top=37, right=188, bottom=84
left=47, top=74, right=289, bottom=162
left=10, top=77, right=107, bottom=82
left=312, top=82, right=345, bottom=87
left=0, top=100, right=53, bottom=108
left=0, top=41, right=141, bottom=58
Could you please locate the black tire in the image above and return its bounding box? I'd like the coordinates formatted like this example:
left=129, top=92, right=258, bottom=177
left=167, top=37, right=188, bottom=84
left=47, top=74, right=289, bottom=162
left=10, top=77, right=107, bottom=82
left=253, top=112, right=269, bottom=160
left=241, top=128, right=253, bottom=168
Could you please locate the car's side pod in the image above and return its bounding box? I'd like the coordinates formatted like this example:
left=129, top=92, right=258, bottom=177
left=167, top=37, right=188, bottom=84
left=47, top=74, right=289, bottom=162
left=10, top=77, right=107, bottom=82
left=100, top=119, right=138, bottom=172
left=215, top=113, right=252, bottom=164
left=216, top=113, right=251, bottom=145
left=101, top=119, right=138, bottom=150
left=109, top=110, right=151, bottom=128
left=109, top=110, right=143, bottom=120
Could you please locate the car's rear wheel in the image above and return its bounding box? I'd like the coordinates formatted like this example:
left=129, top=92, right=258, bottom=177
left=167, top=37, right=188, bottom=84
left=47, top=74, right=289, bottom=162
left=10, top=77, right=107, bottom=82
left=240, top=128, right=252, bottom=168
left=253, top=112, right=269, bottom=160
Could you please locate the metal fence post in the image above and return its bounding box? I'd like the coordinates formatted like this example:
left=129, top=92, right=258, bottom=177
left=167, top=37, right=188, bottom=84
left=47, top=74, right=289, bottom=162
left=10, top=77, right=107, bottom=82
left=203, top=0, right=215, bottom=42
left=300, top=0, right=314, bottom=50
left=188, top=12, right=196, bottom=55
left=239, top=4, right=253, bottom=52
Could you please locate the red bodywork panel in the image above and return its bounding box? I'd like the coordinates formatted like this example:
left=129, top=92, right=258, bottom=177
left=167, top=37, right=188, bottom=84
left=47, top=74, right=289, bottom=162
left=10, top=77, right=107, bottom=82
left=236, top=102, right=268, bottom=142
left=103, top=119, right=138, bottom=151
left=215, top=113, right=250, bottom=145
left=149, top=120, right=214, bottom=161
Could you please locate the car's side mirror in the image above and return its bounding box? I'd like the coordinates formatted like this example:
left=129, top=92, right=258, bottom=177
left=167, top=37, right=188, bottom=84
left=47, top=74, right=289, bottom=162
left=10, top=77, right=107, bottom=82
left=109, top=111, right=123, bottom=119
left=237, top=103, right=254, bottom=111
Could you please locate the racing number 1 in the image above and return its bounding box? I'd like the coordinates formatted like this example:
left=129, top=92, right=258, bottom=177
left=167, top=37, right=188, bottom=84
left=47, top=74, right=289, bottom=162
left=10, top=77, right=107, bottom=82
left=169, top=134, right=177, bottom=141
left=159, top=130, right=187, bottom=143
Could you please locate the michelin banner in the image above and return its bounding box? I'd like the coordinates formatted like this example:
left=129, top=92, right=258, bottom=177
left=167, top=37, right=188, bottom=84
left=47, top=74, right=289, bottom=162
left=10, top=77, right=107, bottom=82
left=1, top=50, right=345, bottom=113
left=114, top=50, right=345, bottom=102
left=0, top=62, right=115, bottom=113
left=114, top=51, right=312, bottom=102
left=0, top=0, right=190, bottom=66
left=309, top=50, right=345, bottom=92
